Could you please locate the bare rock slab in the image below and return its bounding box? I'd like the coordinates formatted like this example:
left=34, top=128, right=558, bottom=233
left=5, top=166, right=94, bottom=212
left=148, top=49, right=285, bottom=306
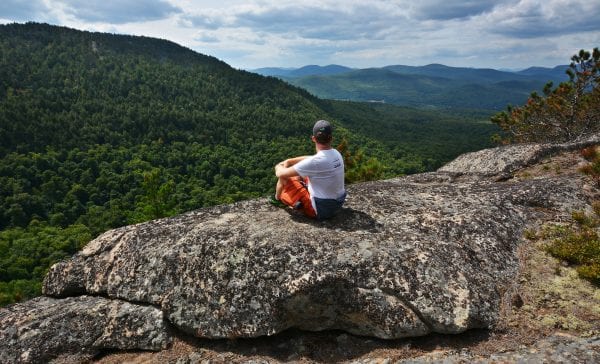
left=0, top=295, right=172, bottom=363
left=439, top=134, right=599, bottom=177
left=42, top=167, right=590, bottom=339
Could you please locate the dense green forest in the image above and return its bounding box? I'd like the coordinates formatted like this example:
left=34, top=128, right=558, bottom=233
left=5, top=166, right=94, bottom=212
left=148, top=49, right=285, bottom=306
left=316, top=100, right=496, bottom=170
left=284, top=66, right=569, bottom=110
left=0, top=22, right=498, bottom=305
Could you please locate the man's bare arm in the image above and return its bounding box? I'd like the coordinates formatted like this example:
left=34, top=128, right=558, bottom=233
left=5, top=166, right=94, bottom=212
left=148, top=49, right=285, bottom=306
left=282, top=156, right=310, bottom=167
left=275, top=156, right=309, bottom=178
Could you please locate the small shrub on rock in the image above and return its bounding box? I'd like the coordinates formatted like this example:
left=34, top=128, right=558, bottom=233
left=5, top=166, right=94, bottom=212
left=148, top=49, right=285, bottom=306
left=578, top=146, right=600, bottom=186
left=544, top=209, right=600, bottom=285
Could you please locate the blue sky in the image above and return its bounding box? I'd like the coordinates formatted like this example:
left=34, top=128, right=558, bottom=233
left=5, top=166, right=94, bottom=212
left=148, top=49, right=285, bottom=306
left=1, top=0, right=599, bottom=70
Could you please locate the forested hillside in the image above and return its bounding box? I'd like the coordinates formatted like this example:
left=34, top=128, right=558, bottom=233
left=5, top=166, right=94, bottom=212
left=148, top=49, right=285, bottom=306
left=316, top=100, right=496, bottom=170
left=270, top=64, right=569, bottom=110
left=289, top=69, right=557, bottom=110
left=0, top=22, right=498, bottom=305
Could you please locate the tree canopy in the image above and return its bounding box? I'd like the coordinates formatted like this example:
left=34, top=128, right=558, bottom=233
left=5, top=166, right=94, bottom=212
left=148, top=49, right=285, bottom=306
left=492, top=48, right=599, bottom=143
left=0, top=22, right=498, bottom=306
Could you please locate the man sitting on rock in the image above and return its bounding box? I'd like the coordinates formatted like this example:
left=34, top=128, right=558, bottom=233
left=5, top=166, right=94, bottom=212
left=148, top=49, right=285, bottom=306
left=271, top=119, right=346, bottom=220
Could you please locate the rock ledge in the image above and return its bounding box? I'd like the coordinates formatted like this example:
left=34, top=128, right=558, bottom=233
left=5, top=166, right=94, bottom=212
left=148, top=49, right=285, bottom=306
left=1, top=136, right=597, bottom=362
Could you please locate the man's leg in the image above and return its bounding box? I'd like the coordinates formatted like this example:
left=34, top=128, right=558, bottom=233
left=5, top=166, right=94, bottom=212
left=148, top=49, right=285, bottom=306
left=274, top=177, right=317, bottom=218
left=275, top=176, right=288, bottom=200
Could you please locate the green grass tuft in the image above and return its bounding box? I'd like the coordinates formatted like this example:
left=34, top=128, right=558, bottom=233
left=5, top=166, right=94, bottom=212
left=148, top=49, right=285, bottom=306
left=544, top=209, right=600, bottom=286
left=541, top=147, right=600, bottom=286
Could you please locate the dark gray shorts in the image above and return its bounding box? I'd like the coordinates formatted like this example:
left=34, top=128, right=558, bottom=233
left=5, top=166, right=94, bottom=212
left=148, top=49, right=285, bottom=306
left=314, top=191, right=346, bottom=220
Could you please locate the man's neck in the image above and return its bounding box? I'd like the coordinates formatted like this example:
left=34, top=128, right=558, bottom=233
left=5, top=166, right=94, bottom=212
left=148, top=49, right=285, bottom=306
left=315, top=143, right=332, bottom=152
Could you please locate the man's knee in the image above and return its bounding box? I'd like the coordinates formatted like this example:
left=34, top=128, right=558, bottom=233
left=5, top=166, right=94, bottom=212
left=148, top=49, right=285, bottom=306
left=280, top=175, right=300, bottom=185
left=278, top=176, right=290, bottom=186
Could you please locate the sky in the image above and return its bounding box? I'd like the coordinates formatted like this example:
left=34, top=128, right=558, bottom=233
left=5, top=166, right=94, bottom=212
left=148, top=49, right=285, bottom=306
left=1, top=0, right=599, bottom=70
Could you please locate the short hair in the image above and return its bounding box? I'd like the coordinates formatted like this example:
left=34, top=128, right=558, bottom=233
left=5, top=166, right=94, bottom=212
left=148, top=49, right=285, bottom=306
left=313, top=119, right=333, bottom=143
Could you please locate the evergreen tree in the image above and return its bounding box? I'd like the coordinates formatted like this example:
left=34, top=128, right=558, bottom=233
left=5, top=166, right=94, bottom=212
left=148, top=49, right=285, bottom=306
left=492, top=48, right=600, bottom=143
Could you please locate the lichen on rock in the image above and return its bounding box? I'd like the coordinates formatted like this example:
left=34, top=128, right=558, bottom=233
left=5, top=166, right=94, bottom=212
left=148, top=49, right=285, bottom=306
left=1, top=136, right=597, bottom=362
left=0, top=295, right=171, bottom=363
left=39, top=139, right=594, bottom=341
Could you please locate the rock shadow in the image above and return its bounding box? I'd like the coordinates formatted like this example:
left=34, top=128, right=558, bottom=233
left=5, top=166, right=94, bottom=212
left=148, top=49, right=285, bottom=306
left=286, top=207, right=382, bottom=233
left=99, top=328, right=493, bottom=363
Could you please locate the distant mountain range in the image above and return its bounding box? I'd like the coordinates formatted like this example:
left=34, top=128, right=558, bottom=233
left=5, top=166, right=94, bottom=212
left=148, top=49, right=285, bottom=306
left=253, top=64, right=354, bottom=78
left=251, top=64, right=570, bottom=110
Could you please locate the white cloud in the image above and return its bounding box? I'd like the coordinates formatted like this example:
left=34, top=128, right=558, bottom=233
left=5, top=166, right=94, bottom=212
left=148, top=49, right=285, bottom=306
left=194, top=31, right=220, bottom=43
left=181, top=1, right=405, bottom=41
left=408, top=0, right=511, bottom=20
left=0, top=0, right=52, bottom=22
left=1, top=0, right=598, bottom=69
left=482, top=0, right=600, bottom=38
left=57, top=0, right=181, bottom=24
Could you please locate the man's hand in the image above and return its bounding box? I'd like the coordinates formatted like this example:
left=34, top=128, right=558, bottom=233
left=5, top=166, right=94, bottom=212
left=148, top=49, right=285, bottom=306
left=283, top=156, right=309, bottom=167
left=275, top=161, right=298, bottom=178
left=274, top=159, right=289, bottom=169
left=275, top=156, right=309, bottom=178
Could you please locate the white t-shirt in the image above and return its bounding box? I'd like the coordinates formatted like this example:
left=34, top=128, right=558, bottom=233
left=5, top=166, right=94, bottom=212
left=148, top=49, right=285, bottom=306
left=293, top=149, right=345, bottom=210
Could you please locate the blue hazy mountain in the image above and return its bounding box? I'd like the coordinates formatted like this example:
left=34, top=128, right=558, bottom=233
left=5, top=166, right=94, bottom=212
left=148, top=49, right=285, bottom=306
left=273, top=63, right=571, bottom=110
left=251, top=64, right=354, bottom=77
left=249, top=67, right=297, bottom=77
left=385, top=64, right=549, bottom=83
left=516, top=65, right=570, bottom=82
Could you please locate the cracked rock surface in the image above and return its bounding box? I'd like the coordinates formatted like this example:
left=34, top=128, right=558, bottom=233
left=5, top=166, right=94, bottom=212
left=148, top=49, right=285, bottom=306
left=438, top=134, right=599, bottom=178
left=41, top=139, right=594, bottom=340
left=1, top=136, right=597, bottom=362
left=0, top=295, right=171, bottom=363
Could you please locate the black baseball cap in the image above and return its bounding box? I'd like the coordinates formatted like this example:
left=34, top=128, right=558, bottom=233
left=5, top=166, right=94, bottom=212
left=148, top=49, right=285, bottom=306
left=313, top=119, right=332, bottom=137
